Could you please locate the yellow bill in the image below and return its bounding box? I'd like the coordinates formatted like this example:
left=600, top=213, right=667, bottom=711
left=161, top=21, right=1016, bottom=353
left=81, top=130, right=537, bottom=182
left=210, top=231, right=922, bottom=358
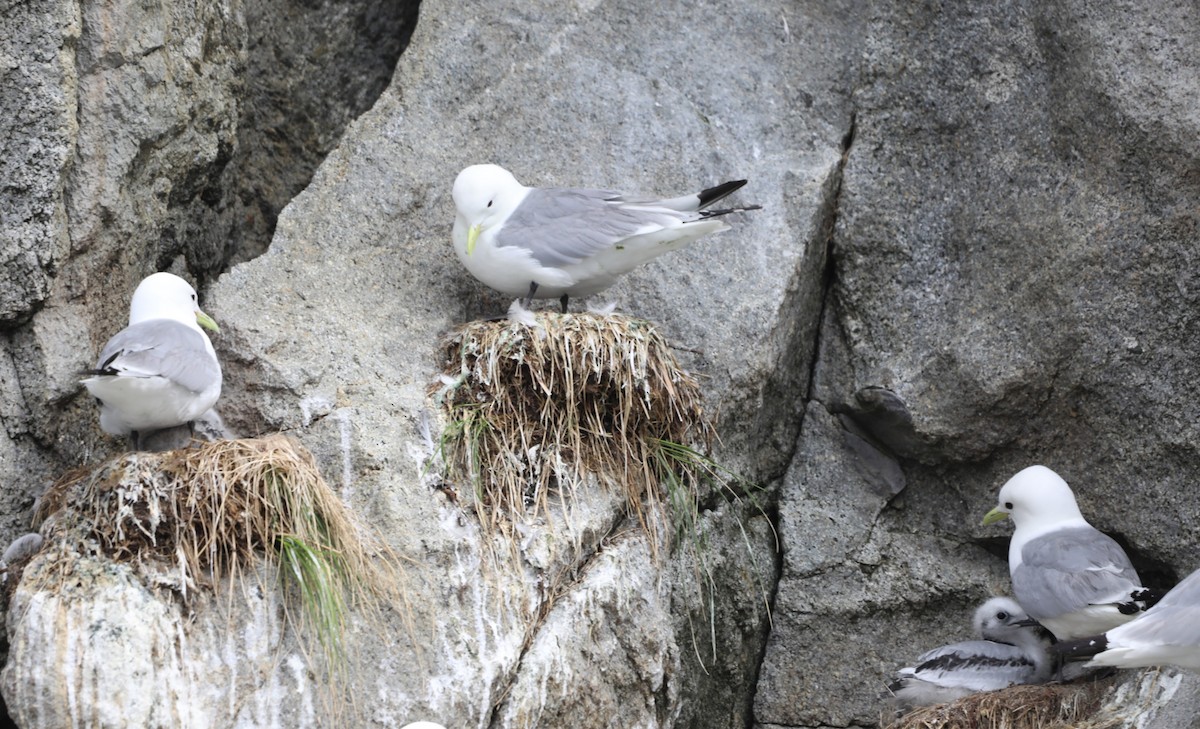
left=196, top=310, right=220, bottom=333
left=467, top=223, right=482, bottom=256
left=981, top=506, right=1009, bottom=526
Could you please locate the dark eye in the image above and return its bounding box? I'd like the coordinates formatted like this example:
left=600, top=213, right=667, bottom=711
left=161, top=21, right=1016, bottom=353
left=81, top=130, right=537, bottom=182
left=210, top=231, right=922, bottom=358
left=1004, top=501, right=1013, bottom=510
left=486, top=200, right=493, bottom=208
left=996, top=611, right=1008, bottom=620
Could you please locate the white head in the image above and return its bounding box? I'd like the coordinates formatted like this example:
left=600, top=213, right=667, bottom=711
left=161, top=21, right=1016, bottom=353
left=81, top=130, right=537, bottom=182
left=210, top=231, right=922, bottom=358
left=452, top=164, right=527, bottom=255
left=128, top=272, right=219, bottom=333
left=973, top=596, right=1052, bottom=676
left=982, top=465, right=1086, bottom=531
left=973, top=596, right=1034, bottom=641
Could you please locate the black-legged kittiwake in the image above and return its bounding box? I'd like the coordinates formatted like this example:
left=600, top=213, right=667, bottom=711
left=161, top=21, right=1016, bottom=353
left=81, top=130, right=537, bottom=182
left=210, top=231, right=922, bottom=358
left=451, top=164, right=761, bottom=313
left=1054, top=566, right=1200, bottom=671
left=889, top=596, right=1053, bottom=709
left=983, top=465, right=1160, bottom=640
left=81, top=272, right=223, bottom=450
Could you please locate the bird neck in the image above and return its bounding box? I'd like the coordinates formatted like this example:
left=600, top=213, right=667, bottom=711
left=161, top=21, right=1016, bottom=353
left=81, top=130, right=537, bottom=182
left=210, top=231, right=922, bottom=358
left=129, top=308, right=202, bottom=331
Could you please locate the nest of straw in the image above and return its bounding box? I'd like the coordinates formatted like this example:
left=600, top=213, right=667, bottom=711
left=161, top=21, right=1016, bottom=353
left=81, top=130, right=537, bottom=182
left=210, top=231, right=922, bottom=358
left=432, top=312, right=715, bottom=545
left=34, top=435, right=402, bottom=660
left=885, top=679, right=1120, bottom=729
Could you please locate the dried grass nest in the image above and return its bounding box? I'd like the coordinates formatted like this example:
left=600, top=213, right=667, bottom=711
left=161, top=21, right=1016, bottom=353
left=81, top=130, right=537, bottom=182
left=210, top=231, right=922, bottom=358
left=33, top=434, right=403, bottom=661
left=884, top=678, right=1121, bottom=729
left=430, top=312, right=727, bottom=548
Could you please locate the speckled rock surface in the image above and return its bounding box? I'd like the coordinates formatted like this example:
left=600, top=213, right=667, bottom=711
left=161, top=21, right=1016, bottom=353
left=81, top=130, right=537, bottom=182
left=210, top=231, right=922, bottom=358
left=4, top=0, right=1200, bottom=726
left=756, top=1, right=1200, bottom=726
left=200, top=0, right=849, bottom=723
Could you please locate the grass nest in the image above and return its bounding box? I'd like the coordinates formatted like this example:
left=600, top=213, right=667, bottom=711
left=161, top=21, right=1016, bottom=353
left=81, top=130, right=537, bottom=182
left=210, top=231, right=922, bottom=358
left=884, top=679, right=1120, bottom=729
left=34, top=434, right=403, bottom=666
left=430, top=312, right=721, bottom=550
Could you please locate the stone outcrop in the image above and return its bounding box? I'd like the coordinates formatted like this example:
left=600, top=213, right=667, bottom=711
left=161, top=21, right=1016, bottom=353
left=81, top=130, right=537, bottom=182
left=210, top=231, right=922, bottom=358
left=3, top=0, right=1200, bottom=726
left=757, top=2, right=1200, bottom=726
left=0, top=0, right=417, bottom=610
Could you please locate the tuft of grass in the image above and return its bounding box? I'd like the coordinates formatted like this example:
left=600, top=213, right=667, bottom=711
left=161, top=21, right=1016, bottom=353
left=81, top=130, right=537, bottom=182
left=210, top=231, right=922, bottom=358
left=277, top=534, right=348, bottom=663
left=648, top=436, right=776, bottom=665
left=430, top=312, right=715, bottom=552
left=35, top=435, right=404, bottom=673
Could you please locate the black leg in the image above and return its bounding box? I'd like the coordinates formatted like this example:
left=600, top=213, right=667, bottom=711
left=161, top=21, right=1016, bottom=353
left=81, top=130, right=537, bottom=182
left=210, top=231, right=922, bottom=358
left=130, top=431, right=141, bottom=451
left=559, top=294, right=569, bottom=313
left=521, top=281, right=539, bottom=310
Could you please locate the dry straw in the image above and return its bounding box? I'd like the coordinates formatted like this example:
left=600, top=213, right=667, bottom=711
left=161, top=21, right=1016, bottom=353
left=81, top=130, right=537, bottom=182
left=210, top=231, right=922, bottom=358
left=35, top=434, right=404, bottom=666
left=430, top=312, right=718, bottom=551
left=884, top=679, right=1120, bottom=729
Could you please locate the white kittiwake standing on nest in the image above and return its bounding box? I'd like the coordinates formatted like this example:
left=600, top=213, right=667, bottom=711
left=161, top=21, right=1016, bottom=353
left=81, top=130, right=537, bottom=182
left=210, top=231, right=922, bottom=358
left=888, top=596, right=1053, bottom=709
left=451, top=164, right=761, bottom=313
left=982, top=465, right=1163, bottom=640
left=81, top=272, right=223, bottom=450
left=1054, top=566, right=1200, bottom=671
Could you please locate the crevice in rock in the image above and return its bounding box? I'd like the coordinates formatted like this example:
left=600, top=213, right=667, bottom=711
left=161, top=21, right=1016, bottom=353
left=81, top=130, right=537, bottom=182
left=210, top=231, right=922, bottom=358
left=805, top=111, right=856, bottom=406
left=185, top=0, right=422, bottom=284
left=743, top=110, right=858, bottom=729
left=483, top=510, right=629, bottom=727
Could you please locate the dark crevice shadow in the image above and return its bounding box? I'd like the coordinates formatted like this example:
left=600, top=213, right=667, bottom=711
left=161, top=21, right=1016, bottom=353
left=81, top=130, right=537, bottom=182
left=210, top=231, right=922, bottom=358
left=181, top=0, right=422, bottom=283
left=742, top=110, right=858, bottom=729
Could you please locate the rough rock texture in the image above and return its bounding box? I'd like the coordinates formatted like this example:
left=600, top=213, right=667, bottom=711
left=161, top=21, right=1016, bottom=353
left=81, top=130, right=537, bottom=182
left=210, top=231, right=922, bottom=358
left=4, top=0, right=1200, bottom=726
left=1, top=0, right=244, bottom=561
left=0, top=0, right=417, bottom=594
left=3, top=549, right=313, bottom=728
left=756, top=1, right=1200, bottom=727
left=199, top=0, right=849, bottom=724
left=184, top=0, right=418, bottom=273
left=0, top=0, right=75, bottom=327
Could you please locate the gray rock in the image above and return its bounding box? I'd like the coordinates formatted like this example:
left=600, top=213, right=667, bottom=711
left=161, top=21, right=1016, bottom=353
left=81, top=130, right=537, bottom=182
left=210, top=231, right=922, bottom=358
left=199, top=0, right=853, bottom=723
left=2, top=548, right=311, bottom=729
left=0, top=0, right=74, bottom=327
left=183, top=0, right=420, bottom=273
left=756, top=403, right=1010, bottom=726
left=756, top=0, right=1200, bottom=726
left=4, top=0, right=1199, bottom=724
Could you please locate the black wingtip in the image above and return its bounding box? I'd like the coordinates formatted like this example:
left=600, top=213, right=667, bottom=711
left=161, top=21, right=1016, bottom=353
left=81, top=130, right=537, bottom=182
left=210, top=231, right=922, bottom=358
left=1115, top=586, right=1168, bottom=615
left=80, top=351, right=121, bottom=377
left=1131, top=586, right=1169, bottom=609
left=697, top=179, right=749, bottom=208
left=1051, top=634, right=1109, bottom=661
left=698, top=204, right=763, bottom=219
left=79, top=366, right=118, bottom=377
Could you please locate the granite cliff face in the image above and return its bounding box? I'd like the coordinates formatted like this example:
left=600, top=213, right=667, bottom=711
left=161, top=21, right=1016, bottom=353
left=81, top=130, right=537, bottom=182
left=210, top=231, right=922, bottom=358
left=2, top=0, right=1200, bottom=726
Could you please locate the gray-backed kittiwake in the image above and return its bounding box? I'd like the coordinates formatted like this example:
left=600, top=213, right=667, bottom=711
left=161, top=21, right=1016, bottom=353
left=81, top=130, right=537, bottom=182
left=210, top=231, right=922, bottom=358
left=81, top=272, right=223, bottom=450
left=451, top=164, right=761, bottom=313
left=982, top=465, right=1162, bottom=640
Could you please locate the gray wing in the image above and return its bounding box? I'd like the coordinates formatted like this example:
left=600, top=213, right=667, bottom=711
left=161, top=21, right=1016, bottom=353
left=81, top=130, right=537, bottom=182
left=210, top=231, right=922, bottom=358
left=1113, top=568, right=1200, bottom=647
left=494, top=187, right=680, bottom=267
left=93, top=320, right=219, bottom=394
left=906, top=640, right=1034, bottom=690
left=1012, top=527, right=1141, bottom=620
